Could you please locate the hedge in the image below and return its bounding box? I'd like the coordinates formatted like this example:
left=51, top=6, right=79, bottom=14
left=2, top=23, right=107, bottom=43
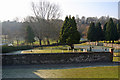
left=2, top=45, right=34, bottom=53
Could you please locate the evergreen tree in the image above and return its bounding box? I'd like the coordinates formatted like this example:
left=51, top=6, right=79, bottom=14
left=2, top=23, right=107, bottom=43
left=25, top=26, right=35, bottom=44
left=106, top=18, right=119, bottom=43
left=117, top=22, right=120, bottom=39
left=59, top=16, right=69, bottom=44
left=87, top=22, right=96, bottom=41
left=95, top=22, right=104, bottom=41
left=103, top=22, right=107, bottom=40
left=59, top=16, right=80, bottom=49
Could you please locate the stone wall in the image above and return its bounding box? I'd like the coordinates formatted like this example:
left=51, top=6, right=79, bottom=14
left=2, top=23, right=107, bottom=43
left=2, top=52, right=113, bottom=65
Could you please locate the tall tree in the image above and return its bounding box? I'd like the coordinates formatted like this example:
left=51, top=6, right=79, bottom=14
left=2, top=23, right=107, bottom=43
left=59, top=16, right=80, bottom=49
left=106, top=18, right=119, bottom=43
left=95, top=22, right=104, bottom=41
left=103, top=22, right=107, bottom=40
left=59, top=16, right=69, bottom=44
left=117, top=22, right=120, bottom=39
left=25, top=26, right=35, bottom=45
left=31, top=1, right=61, bottom=45
left=87, top=22, right=96, bottom=41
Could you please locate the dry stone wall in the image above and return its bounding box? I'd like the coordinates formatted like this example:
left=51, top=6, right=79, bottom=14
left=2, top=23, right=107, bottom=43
left=2, top=52, right=113, bottom=65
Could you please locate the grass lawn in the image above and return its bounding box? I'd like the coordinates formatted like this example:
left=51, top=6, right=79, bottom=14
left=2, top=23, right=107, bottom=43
left=74, top=43, right=89, bottom=46
left=114, top=53, right=120, bottom=56
left=21, top=49, right=81, bottom=53
left=21, top=45, right=82, bottom=53
left=113, top=53, right=120, bottom=62
left=113, top=57, right=120, bottom=62
left=33, top=66, right=119, bottom=78
left=38, top=45, right=70, bottom=49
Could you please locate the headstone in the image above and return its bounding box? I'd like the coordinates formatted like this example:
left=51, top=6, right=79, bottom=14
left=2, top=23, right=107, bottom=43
left=73, top=49, right=74, bottom=52
left=83, top=49, right=87, bottom=52
left=62, top=50, right=63, bottom=53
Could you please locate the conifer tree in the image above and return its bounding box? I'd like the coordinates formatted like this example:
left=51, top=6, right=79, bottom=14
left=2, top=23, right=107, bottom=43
left=59, top=16, right=80, bottom=49
left=95, top=22, right=104, bottom=41
left=106, top=18, right=118, bottom=43
left=87, top=22, right=96, bottom=41
left=117, top=22, right=120, bottom=39
left=59, top=16, right=69, bottom=44
left=103, top=22, right=107, bottom=40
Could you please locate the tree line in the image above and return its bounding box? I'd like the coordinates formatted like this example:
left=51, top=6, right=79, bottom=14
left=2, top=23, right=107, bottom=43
left=2, top=0, right=120, bottom=46
left=87, top=18, right=120, bottom=43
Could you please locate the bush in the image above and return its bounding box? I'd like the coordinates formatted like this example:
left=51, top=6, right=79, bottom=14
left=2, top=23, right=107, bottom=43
left=2, top=45, right=33, bottom=53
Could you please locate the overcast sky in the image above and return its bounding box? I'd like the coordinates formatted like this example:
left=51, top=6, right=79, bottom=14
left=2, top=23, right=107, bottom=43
left=0, top=0, right=119, bottom=22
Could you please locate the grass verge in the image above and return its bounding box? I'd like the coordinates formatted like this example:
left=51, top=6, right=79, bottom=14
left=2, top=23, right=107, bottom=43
left=34, top=66, right=119, bottom=78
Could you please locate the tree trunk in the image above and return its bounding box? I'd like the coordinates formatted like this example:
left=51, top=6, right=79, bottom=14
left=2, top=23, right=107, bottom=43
left=43, top=39, right=46, bottom=45
left=17, top=40, right=19, bottom=46
left=32, top=43, right=34, bottom=46
left=56, top=40, right=58, bottom=44
left=47, top=38, right=50, bottom=45
left=39, top=39, right=42, bottom=46
left=112, top=40, right=114, bottom=43
left=5, top=35, right=7, bottom=43
left=70, top=44, right=74, bottom=50
left=104, top=40, right=105, bottom=43
left=90, top=46, right=92, bottom=51
left=112, top=40, right=114, bottom=48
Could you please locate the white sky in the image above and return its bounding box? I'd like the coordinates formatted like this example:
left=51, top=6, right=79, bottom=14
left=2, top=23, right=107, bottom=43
left=0, top=0, right=119, bottom=22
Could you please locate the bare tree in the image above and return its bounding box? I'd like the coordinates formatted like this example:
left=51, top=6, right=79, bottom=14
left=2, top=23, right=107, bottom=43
left=30, top=1, right=61, bottom=45
left=24, top=16, right=47, bottom=45
left=31, top=1, right=61, bottom=20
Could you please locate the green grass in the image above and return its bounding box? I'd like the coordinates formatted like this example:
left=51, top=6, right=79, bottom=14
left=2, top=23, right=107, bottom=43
left=33, top=40, right=57, bottom=45
left=33, top=66, right=119, bottom=78
left=22, top=44, right=84, bottom=53
left=21, top=49, right=82, bottom=53
left=38, top=45, right=69, bottom=49
left=74, top=43, right=89, bottom=46
left=13, top=40, right=25, bottom=46
left=113, top=52, right=120, bottom=62
left=114, top=53, right=120, bottom=56
left=12, top=39, right=57, bottom=46
left=113, top=57, right=120, bottom=62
